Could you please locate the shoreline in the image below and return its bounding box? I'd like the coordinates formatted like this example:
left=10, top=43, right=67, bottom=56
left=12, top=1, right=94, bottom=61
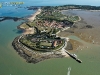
left=12, top=36, right=68, bottom=64
left=73, top=16, right=81, bottom=23
left=62, top=9, right=100, bottom=11
left=27, top=8, right=41, bottom=22
left=17, top=8, right=42, bottom=34
left=12, top=8, right=85, bottom=64
left=61, top=10, right=81, bottom=23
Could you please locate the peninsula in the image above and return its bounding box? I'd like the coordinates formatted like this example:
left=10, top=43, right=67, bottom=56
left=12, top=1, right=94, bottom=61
left=12, top=5, right=81, bottom=63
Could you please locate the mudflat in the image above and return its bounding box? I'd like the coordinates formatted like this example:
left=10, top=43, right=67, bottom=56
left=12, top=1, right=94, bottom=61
left=60, top=10, right=100, bottom=51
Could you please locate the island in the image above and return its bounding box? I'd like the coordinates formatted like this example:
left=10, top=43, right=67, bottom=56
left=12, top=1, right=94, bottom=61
left=12, top=5, right=86, bottom=64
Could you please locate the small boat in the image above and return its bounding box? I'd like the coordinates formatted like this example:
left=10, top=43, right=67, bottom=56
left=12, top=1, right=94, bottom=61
left=71, top=54, right=77, bottom=58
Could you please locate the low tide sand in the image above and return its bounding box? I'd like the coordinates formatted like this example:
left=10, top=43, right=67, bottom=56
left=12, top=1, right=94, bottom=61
left=60, top=10, right=100, bottom=51
left=27, top=9, right=41, bottom=22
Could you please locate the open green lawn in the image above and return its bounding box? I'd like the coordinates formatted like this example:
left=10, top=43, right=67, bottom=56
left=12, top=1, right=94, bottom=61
left=20, top=23, right=30, bottom=29
left=40, top=42, right=52, bottom=46
left=65, top=16, right=80, bottom=22
left=21, top=38, right=36, bottom=47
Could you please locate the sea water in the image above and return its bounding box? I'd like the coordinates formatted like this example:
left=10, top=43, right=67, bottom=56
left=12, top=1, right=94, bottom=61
left=0, top=3, right=100, bottom=75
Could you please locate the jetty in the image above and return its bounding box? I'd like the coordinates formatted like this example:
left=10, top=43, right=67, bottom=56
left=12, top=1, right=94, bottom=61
left=64, top=50, right=82, bottom=63
left=61, top=37, right=82, bottom=63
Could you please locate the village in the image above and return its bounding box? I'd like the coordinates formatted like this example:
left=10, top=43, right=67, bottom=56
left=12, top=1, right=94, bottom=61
left=12, top=6, right=81, bottom=63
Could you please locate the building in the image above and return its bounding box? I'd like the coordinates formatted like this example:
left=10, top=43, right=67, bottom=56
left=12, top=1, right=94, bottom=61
left=52, top=40, right=57, bottom=47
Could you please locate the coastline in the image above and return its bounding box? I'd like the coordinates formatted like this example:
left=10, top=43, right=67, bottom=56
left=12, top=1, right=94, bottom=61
left=27, top=8, right=41, bottom=22
left=12, top=36, right=68, bottom=64
left=61, top=10, right=81, bottom=23
left=12, top=7, right=85, bottom=64
left=1, top=5, right=100, bottom=75
left=62, top=9, right=100, bottom=11
left=59, top=9, right=100, bottom=51
left=17, top=8, right=42, bottom=34
left=12, top=10, right=72, bottom=63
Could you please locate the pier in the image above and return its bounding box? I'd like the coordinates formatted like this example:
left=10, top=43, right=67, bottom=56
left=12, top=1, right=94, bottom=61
left=61, top=37, right=82, bottom=63
left=64, top=50, right=82, bottom=63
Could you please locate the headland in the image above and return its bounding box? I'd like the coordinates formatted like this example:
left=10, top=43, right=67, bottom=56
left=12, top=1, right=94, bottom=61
left=12, top=5, right=100, bottom=64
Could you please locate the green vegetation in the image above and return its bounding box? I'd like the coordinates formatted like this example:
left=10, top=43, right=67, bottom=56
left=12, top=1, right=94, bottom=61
left=19, top=5, right=82, bottom=52
left=40, top=42, right=52, bottom=47
left=42, top=5, right=100, bottom=10
left=37, top=10, right=63, bottom=21
left=65, top=16, right=80, bottom=22
left=20, top=23, right=30, bottom=29
left=20, top=27, right=65, bottom=52
left=36, top=7, right=80, bottom=22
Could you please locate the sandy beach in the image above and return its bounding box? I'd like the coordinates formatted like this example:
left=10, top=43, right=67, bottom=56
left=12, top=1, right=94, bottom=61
left=19, top=8, right=42, bottom=35
left=27, top=8, right=41, bottom=22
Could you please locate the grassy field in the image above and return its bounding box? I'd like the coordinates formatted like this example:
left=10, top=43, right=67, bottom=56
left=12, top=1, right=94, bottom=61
left=64, top=16, right=80, bottom=22
left=20, top=23, right=30, bottom=29
left=40, top=42, right=52, bottom=46
left=20, top=37, right=36, bottom=47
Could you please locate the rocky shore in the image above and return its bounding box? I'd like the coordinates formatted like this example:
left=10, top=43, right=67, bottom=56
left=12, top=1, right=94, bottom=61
left=12, top=35, right=65, bottom=64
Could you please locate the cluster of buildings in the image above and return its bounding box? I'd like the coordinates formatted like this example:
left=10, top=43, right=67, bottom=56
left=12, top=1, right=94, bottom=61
left=35, top=20, right=67, bottom=29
